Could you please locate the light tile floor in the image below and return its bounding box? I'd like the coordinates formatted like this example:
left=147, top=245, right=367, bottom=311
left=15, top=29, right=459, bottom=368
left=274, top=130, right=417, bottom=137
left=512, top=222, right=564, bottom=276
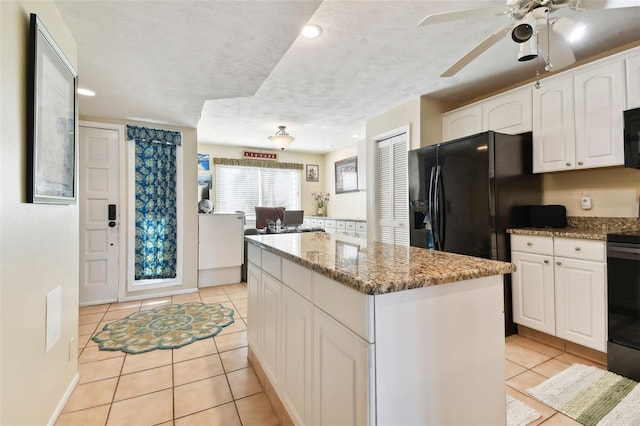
left=60, top=282, right=604, bottom=425
left=58, top=283, right=278, bottom=426
left=505, top=334, right=606, bottom=425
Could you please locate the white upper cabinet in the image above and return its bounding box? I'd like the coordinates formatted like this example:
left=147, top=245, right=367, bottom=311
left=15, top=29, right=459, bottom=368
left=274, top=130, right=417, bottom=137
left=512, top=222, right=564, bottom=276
left=442, top=86, right=532, bottom=142
left=626, top=49, right=640, bottom=109
left=533, top=75, right=576, bottom=173
left=482, top=86, right=532, bottom=135
left=574, top=60, right=625, bottom=169
left=442, top=104, right=482, bottom=142
left=533, top=58, right=625, bottom=173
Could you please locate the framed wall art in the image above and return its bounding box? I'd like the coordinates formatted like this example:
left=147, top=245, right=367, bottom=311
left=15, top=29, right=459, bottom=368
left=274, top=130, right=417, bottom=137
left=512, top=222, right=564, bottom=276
left=334, top=156, right=358, bottom=194
left=27, top=13, right=78, bottom=204
left=306, top=164, right=319, bottom=182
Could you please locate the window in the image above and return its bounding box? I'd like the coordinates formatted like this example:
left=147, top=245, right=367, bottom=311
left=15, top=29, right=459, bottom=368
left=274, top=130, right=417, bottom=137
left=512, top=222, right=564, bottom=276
left=215, top=165, right=300, bottom=219
left=127, top=125, right=183, bottom=290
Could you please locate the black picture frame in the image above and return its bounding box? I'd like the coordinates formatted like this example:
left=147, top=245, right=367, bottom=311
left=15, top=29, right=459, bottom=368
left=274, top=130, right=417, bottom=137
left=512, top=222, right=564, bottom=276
left=306, top=164, right=319, bottom=182
left=334, top=156, right=358, bottom=194
left=27, top=14, right=78, bottom=204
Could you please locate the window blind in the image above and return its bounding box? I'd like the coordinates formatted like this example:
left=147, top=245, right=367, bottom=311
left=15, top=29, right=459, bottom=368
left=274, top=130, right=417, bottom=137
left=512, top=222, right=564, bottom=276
left=216, top=165, right=300, bottom=218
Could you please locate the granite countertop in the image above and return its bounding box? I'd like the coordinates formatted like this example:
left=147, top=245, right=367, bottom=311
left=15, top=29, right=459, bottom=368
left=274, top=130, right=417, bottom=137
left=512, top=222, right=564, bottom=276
left=246, top=233, right=514, bottom=296
left=507, top=217, right=640, bottom=241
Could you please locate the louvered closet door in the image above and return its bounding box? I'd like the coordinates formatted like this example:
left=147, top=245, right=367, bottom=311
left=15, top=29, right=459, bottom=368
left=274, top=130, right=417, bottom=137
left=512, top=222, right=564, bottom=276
left=376, top=134, right=409, bottom=246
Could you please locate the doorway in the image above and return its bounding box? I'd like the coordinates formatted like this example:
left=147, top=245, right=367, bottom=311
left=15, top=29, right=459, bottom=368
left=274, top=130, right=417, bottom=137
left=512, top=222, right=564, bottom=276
left=78, top=122, right=125, bottom=305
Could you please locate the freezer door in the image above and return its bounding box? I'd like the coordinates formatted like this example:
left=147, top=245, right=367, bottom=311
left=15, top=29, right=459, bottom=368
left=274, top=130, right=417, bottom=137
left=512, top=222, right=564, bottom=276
left=437, top=134, right=493, bottom=259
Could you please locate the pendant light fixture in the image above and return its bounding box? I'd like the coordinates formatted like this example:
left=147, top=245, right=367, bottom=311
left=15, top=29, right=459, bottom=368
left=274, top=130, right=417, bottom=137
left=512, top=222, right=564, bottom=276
left=269, top=125, right=295, bottom=151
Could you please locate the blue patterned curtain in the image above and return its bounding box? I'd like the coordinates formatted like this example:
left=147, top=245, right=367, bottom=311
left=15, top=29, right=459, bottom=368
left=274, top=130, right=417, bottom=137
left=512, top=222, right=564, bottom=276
left=127, top=125, right=182, bottom=281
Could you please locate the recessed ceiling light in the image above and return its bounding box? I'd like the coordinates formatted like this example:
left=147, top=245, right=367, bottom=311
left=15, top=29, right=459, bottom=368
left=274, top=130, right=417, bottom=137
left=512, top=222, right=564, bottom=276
left=302, top=24, right=323, bottom=39
left=352, top=134, right=359, bottom=138
left=325, top=145, right=333, bottom=149
left=77, top=88, right=96, bottom=96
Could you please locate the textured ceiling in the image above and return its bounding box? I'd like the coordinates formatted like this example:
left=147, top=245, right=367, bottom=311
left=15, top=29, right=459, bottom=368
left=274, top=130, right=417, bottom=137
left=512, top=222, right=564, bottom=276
left=55, top=1, right=640, bottom=153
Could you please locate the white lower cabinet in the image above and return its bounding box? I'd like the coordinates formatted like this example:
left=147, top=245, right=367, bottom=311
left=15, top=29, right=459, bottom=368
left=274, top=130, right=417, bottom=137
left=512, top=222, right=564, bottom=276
left=511, top=234, right=607, bottom=352
left=554, top=257, right=607, bottom=352
left=280, top=286, right=314, bottom=426
left=313, top=309, right=373, bottom=426
left=511, top=251, right=555, bottom=335
left=261, top=273, right=282, bottom=386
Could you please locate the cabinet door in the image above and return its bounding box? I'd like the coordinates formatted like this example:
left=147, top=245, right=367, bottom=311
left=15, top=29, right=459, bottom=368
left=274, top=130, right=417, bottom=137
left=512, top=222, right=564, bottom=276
left=511, top=251, right=556, bottom=334
left=554, top=257, right=607, bottom=352
left=574, top=60, right=625, bottom=169
left=483, top=86, right=532, bottom=134
left=247, top=262, right=261, bottom=354
left=626, top=51, right=640, bottom=109
left=261, top=273, right=282, bottom=387
left=280, top=287, right=314, bottom=426
left=532, top=75, right=576, bottom=173
left=442, top=104, right=482, bottom=142
left=313, top=309, right=374, bottom=426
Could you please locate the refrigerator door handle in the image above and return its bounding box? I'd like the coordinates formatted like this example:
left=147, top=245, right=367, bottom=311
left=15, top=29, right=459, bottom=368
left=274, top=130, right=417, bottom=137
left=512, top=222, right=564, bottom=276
left=435, top=165, right=444, bottom=250
left=428, top=166, right=438, bottom=248
left=434, top=165, right=443, bottom=250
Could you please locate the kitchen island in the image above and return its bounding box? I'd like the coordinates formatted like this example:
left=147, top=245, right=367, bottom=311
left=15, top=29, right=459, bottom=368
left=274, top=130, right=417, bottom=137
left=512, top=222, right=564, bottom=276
left=245, top=232, right=515, bottom=426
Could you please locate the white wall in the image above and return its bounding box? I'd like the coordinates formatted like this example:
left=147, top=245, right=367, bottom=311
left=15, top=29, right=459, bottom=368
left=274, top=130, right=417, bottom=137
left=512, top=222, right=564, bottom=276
left=1, top=1, right=79, bottom=424
left=323, top=146, right=366, bottom=220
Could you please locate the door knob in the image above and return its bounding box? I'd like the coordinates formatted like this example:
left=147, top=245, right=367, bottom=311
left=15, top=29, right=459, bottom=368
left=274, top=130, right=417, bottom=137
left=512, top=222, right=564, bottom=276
left=108, top=221, right=116, bottom=228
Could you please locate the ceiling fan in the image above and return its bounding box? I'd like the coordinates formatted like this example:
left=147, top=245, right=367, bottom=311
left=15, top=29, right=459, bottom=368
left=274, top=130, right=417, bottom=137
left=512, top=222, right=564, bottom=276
left=418, top=0, right=640, bottom=77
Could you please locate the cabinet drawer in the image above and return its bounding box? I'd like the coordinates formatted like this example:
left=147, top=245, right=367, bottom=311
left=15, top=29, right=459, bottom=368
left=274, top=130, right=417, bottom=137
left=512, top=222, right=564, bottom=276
left=346, top=221, right=356, bottom=231
left=316, top=219, right=325, bottom=227
left=262, top=249, right=282, bottom=280
left=323, top=219, right=336, bottom=229
left=247, top=243, right=261, bottom=266
left=510, top=234, right=553, bottom=254
left=336, top=220, right=346, bottom=230
left=554, top=238, right=605, bottom=262
left=356, top=221, right=367, bottom=232
left=282, top=258, right=313, bottom=301
left=309, top=218, right=318, bottom=226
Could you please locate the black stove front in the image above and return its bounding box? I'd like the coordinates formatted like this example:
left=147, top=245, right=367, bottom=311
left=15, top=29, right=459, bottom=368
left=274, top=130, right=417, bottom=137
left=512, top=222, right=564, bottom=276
left=607, top=231, right=640, bottom=381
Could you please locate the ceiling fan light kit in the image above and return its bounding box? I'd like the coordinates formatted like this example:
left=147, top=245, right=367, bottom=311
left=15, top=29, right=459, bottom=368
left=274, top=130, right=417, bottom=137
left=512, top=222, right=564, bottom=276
left=418, top=0, right=636, bottom=77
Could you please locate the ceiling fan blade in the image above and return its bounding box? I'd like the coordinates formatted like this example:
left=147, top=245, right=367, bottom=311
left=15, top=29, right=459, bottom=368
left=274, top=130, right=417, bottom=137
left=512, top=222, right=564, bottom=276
left=418, top=5, right=507, bottom=27
left=441, top=24, right=514, bottom=77
left=538, top=25, right=576, bottom=71
left=574, top=0, right=640, bottom=10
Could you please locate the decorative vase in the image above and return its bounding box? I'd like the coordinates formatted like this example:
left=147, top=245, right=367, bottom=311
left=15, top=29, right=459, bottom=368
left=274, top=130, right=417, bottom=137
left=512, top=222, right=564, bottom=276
left=317, top=207, right=324, bottom=216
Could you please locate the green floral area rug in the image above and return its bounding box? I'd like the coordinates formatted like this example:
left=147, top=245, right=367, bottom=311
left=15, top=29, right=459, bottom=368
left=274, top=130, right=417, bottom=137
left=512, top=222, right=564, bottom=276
left=92, top=302, right=234, bottom=354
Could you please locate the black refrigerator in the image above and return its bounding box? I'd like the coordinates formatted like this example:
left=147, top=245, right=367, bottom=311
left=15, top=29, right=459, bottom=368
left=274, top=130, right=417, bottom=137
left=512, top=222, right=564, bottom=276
left=408, top=131, right=543, bottom=335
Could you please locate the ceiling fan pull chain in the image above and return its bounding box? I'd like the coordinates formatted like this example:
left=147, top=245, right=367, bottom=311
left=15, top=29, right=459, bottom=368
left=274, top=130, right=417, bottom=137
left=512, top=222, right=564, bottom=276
left=544, top=8, right=552, bottom=71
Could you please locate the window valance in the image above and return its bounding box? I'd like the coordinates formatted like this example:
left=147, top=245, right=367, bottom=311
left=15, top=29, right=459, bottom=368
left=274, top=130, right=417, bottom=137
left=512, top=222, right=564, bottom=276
left=126, top=125, right=182, bottom=146
left=211, top=157, right=303, bottom=170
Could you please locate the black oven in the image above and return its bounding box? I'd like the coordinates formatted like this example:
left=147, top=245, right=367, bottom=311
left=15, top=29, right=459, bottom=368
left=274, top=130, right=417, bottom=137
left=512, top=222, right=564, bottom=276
left=624, top=107, right=640, bottom=168
left=607, top=232, right=640, bottom=381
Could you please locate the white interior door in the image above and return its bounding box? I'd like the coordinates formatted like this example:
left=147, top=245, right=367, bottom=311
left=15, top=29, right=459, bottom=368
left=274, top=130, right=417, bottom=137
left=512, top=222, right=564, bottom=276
left=79, top=125, right=121, bottom=305
left=376, top=132, right=409, bottom=246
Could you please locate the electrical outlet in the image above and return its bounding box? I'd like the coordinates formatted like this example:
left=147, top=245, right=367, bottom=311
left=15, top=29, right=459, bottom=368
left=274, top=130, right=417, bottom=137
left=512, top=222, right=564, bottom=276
left=581, top=191, right=592, bottom=210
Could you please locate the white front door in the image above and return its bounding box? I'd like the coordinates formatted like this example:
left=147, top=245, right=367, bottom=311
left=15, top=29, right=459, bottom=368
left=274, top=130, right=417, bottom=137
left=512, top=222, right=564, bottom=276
left=79, top=125, right=121, bottom=305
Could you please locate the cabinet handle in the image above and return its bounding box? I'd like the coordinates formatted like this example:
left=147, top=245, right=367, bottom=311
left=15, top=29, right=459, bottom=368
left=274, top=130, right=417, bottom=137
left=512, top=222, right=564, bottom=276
left=566, top=162, right=571, bottom=166
left=575, top=247, right=581, bottom=251
left=556, top=261, right=562, bottom=266
left=544, top=260, right=549, bottom=264
left=526, top=242, right=532, bottom=246
left=578, top=161, right=583, bottom=166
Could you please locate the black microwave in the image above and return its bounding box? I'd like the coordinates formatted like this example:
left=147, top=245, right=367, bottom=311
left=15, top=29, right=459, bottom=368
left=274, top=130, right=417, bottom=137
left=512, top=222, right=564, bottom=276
left=624, top=107, right=640, bottom=168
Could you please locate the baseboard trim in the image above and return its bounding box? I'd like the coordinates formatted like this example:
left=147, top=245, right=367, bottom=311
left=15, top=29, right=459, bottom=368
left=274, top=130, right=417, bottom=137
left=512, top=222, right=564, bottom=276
left=518, top=325, right=607, bottom=366
left=248, top=346, right=294, bottom=426
left=47, top=372, right=79, bottom=426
